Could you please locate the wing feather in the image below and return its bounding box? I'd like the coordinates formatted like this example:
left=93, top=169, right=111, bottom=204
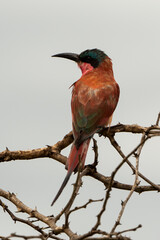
left=71, top=73, right=119, bottom=145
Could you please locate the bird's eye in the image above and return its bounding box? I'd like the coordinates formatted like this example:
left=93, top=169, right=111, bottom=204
left=85, top=56, right=92, bottom=61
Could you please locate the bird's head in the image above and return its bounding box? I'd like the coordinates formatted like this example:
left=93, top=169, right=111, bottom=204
left=52, top=48, right=109, bottom=75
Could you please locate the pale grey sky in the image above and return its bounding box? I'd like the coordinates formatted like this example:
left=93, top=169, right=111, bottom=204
left=0, top=1, right=160, bottom=239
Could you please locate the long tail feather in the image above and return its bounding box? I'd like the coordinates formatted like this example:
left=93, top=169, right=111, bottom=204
left=51, top=139, right=90, bottom=206
left=51, top=169, right=73, bottom=206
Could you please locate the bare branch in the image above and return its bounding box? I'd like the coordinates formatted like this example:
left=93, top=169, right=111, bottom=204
left=116, top=224, right=142, bottom=236
left=92, top=138, right=99, bottom=168
left=1, top=124, right=159, bottom=165
left=0, top=233, right=63, bottom=240
left=110, top=133, right=146, bottom=234
left=0, top=131, right=74, bottom=164
left=0, top=199, right=48, bottom=237
left=107, top=134, right=160, bottom=191
left=0, top=188, right=77, bottom=239
left=55, top=165, right=84, bottom=223
left=1, top=117, right=160, bottom=239
left=68, top=198, right=103, bottom=215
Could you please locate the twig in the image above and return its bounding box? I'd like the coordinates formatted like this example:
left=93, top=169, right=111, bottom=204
left=2, top=233, right=47, bottom=240
left=0, top=188, right=77, bottom=239
left=0, top=200, right=64, bottom=240
left=64, top=163, right=93, bottom=229
left=110, top=133, right=145, bottom=234
left=92, top=133, right=149, bottom=232
left=77, top=229, right=131, bottom=240
left=0, top=200, right=46, bottom=235
left=85, top=168, right=160, bottom=193
left=116, top=224, right=142, bottom=236
left=55, top=167, right=84, bottom=224
left=92, top=138, right=99, bottom=167
left=107, top=134, right=160, bottom=191
left=156, top=112, right=160, bottom=126
left=69, top=198, right=103, bottom=215
left=0, top=233, right=63, bottom=240
left=64, top=170, right=83, bottom=228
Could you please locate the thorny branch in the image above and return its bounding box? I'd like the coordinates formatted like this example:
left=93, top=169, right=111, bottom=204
left=110, top=133, right=145, bottom=235
left=0, top=123, right=159, bottom=164
left=0, top=114, right=160, bottom=239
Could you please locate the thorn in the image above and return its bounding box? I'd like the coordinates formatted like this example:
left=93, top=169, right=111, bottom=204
left=47, top=214, right=54, bottom=218
left=46, top=144, right=51, bottom=147
left=121, top=200, right=124, bottom=206
left=133, top=152, right=138, bottom=158
left=116, top=220, right=121, bottom=226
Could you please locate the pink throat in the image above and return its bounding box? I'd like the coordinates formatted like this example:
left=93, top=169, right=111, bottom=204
left=78, top=62, right=94, bottom=76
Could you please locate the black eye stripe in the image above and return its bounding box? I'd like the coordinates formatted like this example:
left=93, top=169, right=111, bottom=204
left=79, top=49, right=107, bottom=68
left=80, top=56, right=99, bottom=68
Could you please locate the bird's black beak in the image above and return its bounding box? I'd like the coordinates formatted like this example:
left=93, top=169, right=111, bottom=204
left=52, top=52, right=80, bottom=63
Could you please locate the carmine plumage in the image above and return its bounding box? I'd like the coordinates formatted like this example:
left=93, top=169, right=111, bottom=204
left=51, top=49, right=120, bottom=205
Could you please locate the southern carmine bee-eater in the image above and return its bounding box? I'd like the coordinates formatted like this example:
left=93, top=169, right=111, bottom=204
left=51, top=49, right=120, bottom=206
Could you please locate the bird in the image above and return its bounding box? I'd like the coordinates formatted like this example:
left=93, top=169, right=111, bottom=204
left=51, top=48, right=120, bottom=206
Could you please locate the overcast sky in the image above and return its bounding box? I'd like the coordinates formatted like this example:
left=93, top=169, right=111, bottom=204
left=0, top=1, right=160, bottom=239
